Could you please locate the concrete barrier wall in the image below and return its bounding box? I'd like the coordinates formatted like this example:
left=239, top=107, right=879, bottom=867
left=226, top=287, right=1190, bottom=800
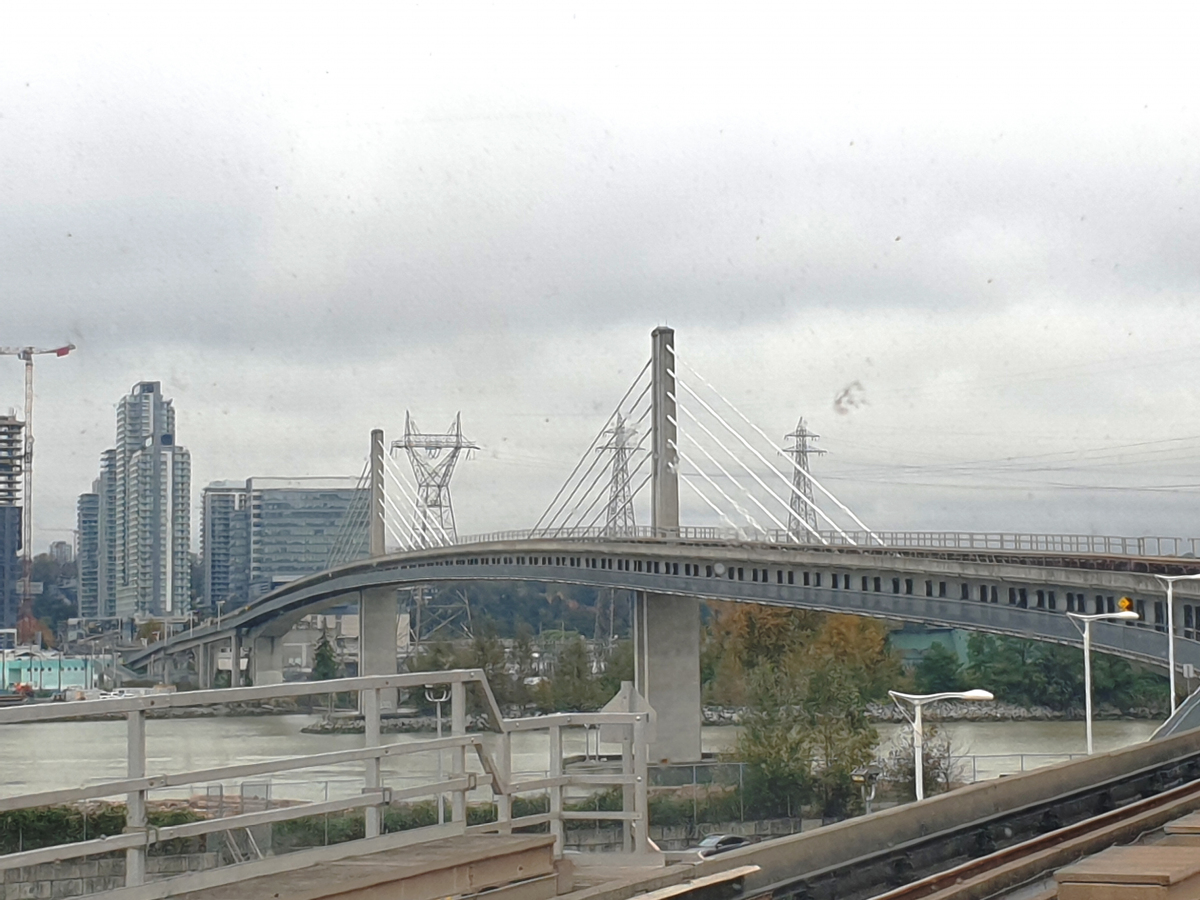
left=693, top=726, right=1200, bottom=891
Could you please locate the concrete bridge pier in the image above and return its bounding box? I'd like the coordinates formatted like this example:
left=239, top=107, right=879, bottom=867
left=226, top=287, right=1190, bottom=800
left=360, top=586, right=399, bottom=710
left=230, top=631, right=242, bottom=687
left=633, top=326, right=703, bottom=763
left=634, top=591, right=702, bottom=763
left=359, top=429, right=399, bottom=710
left=196, top=641, right=215, bottom=689
left=250, top=635, right=286, bottom=686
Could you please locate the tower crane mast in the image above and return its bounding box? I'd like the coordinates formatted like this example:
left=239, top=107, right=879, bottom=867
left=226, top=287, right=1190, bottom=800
left=0, top=343, right=75, bottom=633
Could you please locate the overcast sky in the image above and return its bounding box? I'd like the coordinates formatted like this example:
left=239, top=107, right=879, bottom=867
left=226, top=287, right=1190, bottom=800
left=2, top=4, right=1200, bottom=551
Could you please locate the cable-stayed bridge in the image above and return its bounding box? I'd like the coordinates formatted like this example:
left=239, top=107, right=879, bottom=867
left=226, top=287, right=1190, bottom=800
left=126, top=327, right=1200, bottom=763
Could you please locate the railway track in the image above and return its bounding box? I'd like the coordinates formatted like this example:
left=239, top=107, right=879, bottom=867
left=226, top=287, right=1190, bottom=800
left=870, top=777, right=1200, bottom=900
left=764, top=749, right=1200, bottom=900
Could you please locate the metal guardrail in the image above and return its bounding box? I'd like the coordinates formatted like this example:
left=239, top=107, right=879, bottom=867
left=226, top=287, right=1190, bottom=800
left=952, top=752, right=1091, bottom=783
left=0, top=670, right=652, bottom=897
left=449, top=528, right=1200, bottom=558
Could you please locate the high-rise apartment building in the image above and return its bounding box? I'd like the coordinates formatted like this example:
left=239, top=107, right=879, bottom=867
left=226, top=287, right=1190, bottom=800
left=76, top=493, right=100, bottom=617
left=0, top=415, right=23, bottom=629
left=77, top=383, right=191, bottom=620
left=201, top=481, right=250, bottom=613
left=202, top=477, right=366, bottom=613
left=49, top=540, right=73, bottom=565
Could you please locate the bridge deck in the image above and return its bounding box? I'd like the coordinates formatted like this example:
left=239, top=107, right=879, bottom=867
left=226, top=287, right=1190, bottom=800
left=127, top=834, right=558, bottom=900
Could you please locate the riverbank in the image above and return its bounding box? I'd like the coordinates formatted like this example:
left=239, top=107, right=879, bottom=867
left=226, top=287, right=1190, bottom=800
left=703, top=699, right=1169, bottom=725
left=296, top=698, right=1168, bottom=734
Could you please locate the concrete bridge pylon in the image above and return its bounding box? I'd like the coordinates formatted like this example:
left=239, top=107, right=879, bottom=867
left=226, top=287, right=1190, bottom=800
left=635, top=326, right=703, bottom=763
left=361, top=428, right=399, bottom=709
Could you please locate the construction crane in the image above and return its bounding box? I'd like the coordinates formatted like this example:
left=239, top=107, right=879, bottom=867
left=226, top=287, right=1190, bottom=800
left=0, top=343, right=75, bottom=634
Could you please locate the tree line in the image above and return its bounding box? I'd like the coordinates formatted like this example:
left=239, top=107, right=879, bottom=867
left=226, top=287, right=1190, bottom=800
left=914, top=634, right=1169, bottom=712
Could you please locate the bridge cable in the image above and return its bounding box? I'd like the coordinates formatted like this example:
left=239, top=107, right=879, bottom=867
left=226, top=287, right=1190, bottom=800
left=580, top=451, right=653, bottom=533
left=674, top=376, right=854, bottom=545
left=677, top=470, right=727, bottom=521
left=671, top=403, right=824, bottom=543
left=381, top=490, right=423, bottom=551
left=328, top=460, right=372, bottom=567
left=671, top=351, right=883, bottom=545
left=384, top=452, right=455, bottom=547
left=670, top=431, right=791, bottom=539
left=382, top=511, right=416, bottom=552
left=670, top=440, right=749, bottom=526
left=540, top=389, right=651, bottom=535
left=544, top=396, right=653, bottom=536
left=532, top=361, right=651, bottom=533
left=381, top=454, right=441, bottom=548
left=549, top=407, right=653, bottom=537
left=383, top=450, right=453, bottom=546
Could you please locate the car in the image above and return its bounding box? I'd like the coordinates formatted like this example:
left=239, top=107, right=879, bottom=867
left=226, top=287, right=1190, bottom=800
left=694, top=833, right=753, bottom=857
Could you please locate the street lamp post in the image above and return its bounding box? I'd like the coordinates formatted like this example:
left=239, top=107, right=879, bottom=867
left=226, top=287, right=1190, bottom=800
left=888, top=689, right=994, bottom=801
left=1153, top=574, right=1200, bottom=715
left=425, top=685, right=451, bottom=825
left=1067, top=609, right=1139, bottom=754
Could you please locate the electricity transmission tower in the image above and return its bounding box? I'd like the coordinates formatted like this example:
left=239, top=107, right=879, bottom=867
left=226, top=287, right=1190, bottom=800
left=408, top=586, right=473, bottom=656
left=391, top=413, right=476, bottom=655
left=598, top=415, right=637, bottom=536
left=391, top=412, right=477, bottom=543
left=784, top=417, right=825, bottom=542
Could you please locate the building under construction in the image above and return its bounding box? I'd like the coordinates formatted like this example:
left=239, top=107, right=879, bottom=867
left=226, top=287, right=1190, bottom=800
left=0, top=414, right=23, bottom=629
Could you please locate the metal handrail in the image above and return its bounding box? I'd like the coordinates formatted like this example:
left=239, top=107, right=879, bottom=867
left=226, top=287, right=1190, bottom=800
left=449, top=528, right=1200, bottom=557
left=0, top=671, right=653, bottom=891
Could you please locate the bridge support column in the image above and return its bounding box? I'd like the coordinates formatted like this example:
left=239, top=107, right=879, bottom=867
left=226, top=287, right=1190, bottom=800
left=360, top=586, right=398, bottom=711
left=637, top=326, right=703, bottom=762
left=634, top=591, right=702, bottom=763
left=197, top=641, right=215, bottom=690
left=250, top=635, right=286, bottom=686
left=229, top=631, right=242, bottom=687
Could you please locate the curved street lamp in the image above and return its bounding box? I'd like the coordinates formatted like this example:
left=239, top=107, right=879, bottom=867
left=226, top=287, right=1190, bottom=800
left=1153, top=574, right=1200, bottom=715
left=1066, top=609, right=1139, bottom=754
left=888, top=688, right=994, bottom=801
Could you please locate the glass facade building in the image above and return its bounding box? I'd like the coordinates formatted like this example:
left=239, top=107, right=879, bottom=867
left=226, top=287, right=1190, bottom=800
left=203, top=477, right=367, bottom=612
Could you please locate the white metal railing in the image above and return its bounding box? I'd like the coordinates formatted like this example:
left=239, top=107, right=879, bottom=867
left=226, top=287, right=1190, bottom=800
left=0, top=670, right=651, bottom=897
left=449, top=528, right=1200, bottom=558
left=949, top=752, right=1091, bottom=784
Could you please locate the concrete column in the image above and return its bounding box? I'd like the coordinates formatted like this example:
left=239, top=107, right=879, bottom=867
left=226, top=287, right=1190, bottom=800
left=641, top=326, right=702, bottom=762
left=196, top=643, right=208, bottom=690
left=360, top=586, right=398, bottom=710
left=650, top=326, right=679, bottom=539
left=634, top=591, right=702, bottom=763
left=370, top=429, right=386, bottom=557
left=250, top=635, right=285, bottom=686
left=198, top=641, right=216, bottom=689
left=229, top=631, right=242, bottom=687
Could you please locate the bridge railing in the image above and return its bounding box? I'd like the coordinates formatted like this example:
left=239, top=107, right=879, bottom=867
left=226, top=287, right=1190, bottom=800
left=451, top=527, right=1200, bottom=557
left=0, top=671, right=651, bottom=898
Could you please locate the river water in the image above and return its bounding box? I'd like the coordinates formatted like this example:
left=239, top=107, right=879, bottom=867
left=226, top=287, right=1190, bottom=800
left=0, top=716, right=1161, bottom=804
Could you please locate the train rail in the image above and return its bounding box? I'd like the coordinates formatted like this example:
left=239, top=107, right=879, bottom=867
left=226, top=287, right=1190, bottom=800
left=871, top=777, right=1200, bottom=900
left=762, top=748, right=1200, bottom=900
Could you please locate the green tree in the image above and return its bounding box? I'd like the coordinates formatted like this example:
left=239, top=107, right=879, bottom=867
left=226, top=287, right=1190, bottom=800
left=735, top=664, right=814, bottom=818
left=467, top=620, right=508, bottom=692
left=965, top=633, right=1167, bottom=712
left=536, top=636, right=606, bottom=711
left=804, top=664, right=878, bottom=819
left=914, top=642, right=964, bottom=694
left=598, top=639, right=635, bottom=699
left=311, top=631, right=338, bottom=681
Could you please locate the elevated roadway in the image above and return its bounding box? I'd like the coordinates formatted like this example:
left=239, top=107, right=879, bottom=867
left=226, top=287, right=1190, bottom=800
left=127, top=535, right=1200, bottom=761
